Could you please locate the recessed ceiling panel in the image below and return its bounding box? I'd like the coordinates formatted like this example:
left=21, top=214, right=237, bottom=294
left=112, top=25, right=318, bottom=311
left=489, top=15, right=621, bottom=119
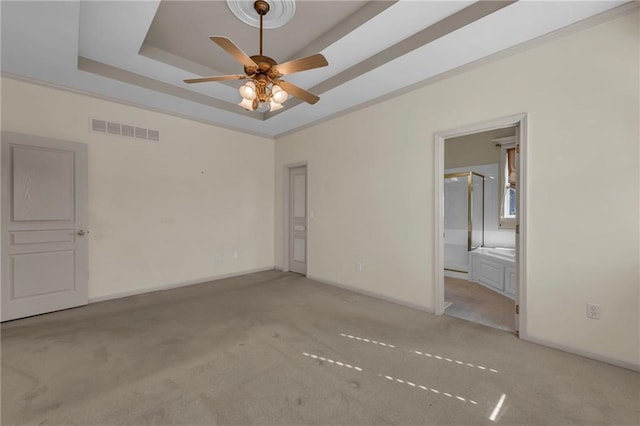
left=2, top=0, right=630, bottom=138
left=143, top=0, right=372, bottom=76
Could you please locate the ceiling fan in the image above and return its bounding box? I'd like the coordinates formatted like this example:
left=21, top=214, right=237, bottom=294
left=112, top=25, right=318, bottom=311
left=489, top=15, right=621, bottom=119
left=183, top=0, right=328, bottom=112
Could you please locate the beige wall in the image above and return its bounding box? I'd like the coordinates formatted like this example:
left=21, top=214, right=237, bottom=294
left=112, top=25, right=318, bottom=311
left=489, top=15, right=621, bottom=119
left=275, top=11, right=639, bottom=367
left=1, top=77, right=275, bottom=300
left=445, top=127, right=514, bottom=169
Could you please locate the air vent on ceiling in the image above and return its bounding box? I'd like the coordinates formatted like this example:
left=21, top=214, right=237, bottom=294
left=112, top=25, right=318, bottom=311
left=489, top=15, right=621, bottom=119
left=89, top=118, right=159, bottom=142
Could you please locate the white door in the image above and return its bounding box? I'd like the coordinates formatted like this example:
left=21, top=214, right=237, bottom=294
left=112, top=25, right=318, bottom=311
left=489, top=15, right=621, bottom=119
left=289, top=166, right=307, bottom=275
left=1, top=131, right=88, bottom=321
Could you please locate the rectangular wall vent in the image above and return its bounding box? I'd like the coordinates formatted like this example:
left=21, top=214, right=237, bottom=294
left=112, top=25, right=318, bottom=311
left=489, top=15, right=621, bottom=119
left=135, top=127, right=147, bottom=139
left=122, top=125, right=135, bottom=138
left=107, top=122, right=121, bottom=136
left=89, top=118, right=159, bottom=142
left=91, top=119, right=107, bottom=133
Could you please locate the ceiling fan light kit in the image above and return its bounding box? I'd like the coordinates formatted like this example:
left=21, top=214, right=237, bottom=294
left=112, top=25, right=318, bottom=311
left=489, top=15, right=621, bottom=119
left=238, top=80, right=287, bottom=111
left=184, top=0, right=328, bottom=113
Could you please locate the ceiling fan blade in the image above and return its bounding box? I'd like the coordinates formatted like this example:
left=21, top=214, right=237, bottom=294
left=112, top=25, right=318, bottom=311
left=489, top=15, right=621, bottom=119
left=278, top=81, right=320, bottom=105
left=184, top=75, right=247, bottom=84
left=210, top=36, right=258, bottom=71
left=271, top=54, right=328, bottom=77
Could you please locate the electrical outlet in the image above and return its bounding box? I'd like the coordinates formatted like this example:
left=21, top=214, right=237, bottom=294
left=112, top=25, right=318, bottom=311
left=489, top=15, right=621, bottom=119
left=586, top=303, right=600, bottom=320
left=356, top=262, right=362, bottom=272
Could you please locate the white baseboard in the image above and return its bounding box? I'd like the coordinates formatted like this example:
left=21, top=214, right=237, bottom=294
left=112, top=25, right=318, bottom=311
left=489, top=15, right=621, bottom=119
left=519, top=332, right=640, bottom=372
left=307, top=275, right=434, bottom=314
left=89, top=268, right=638, bottom=373
left=308, top=275, right=638, bottom=372
left=88, top=266, right=275, bottom=304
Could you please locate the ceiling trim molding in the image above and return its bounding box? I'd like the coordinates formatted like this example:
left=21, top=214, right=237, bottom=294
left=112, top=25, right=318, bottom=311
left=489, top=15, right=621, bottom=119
left=0, top=72, right=276, bottom=140
left=78, top=56, right=261, bottom=120
left=273, top=1, right=639, bottom=139
left=138, top=44, right=224, bottom=82
left=138, top=1, right=398, bottom=104
left=266, top=0, right=515, bottom=118
left=288, top=0, right=397, bottom=62
left=4, top=2, right=634, bottom=140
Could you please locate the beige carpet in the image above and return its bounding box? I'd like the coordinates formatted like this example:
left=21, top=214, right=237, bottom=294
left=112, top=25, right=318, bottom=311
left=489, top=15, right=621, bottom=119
left=445, top=276, right=515, bottom=332
left=2, top=270, right=638, bottom=425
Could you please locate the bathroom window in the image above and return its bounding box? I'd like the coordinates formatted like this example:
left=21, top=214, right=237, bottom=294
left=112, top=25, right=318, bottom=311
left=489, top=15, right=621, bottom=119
left=499, top=141, right=517, bottom=228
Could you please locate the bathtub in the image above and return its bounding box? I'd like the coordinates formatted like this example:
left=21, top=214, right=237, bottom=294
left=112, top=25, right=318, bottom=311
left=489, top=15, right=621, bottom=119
left=468, top=247, right=516, bottom=299
left=484, top=247, right=515, bottom=261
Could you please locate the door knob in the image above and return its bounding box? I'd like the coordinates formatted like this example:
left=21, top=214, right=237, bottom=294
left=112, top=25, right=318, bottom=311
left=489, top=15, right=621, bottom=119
left=77, top=230, right=88, bottom=236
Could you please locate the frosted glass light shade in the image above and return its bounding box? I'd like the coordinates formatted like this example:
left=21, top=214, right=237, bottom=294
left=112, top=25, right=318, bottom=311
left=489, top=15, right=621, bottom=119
left=269, top=100, right=283, bottom=111
left=239, top=81, right=256, bottom=100
left=239, top=97, right=255, bottom=110
left=271, top=85, right=288, bottom=104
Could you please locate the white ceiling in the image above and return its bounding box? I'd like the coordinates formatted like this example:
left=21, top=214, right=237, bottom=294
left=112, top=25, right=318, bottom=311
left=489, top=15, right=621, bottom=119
left=0, top=0, right=631, bottom=138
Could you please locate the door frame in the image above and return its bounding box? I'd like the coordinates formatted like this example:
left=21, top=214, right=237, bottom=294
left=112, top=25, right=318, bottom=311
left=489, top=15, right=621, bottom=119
left=433, top=113, right=528, bottom=336
left=282, top=161, right=308, bottom=275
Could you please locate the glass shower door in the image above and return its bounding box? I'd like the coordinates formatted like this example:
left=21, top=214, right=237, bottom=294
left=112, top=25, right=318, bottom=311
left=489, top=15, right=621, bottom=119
left=444, top=174, right=470, bottom=272
left=444, top=172, right=485, bottom=273
left=471, top=173, right=484, bottom=250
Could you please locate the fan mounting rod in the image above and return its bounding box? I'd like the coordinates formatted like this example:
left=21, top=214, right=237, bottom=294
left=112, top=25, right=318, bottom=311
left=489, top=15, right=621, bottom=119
left=254, top=0, right=270, bottom=56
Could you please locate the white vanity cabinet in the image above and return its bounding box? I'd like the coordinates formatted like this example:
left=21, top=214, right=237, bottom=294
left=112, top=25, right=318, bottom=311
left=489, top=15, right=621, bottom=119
left=469, top=249, right=516, bottom=300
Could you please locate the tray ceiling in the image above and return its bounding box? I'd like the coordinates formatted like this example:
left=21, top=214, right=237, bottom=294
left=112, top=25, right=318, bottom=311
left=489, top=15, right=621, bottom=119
left=0, top=1, right=632, bottom=138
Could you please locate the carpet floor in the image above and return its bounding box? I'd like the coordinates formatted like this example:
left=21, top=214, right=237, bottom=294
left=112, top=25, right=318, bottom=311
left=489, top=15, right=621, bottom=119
left=2, top=270, right=638, bottom=425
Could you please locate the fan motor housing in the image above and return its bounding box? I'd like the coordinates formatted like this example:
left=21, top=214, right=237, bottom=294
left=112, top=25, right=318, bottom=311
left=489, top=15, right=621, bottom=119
left=247, top=55, right=277, bottom=75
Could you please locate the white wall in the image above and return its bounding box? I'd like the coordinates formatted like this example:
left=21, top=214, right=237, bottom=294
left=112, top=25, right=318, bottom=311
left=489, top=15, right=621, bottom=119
left=444, top=127, right=514, bottom=169
left=275, top=11, right=639, bottom=367
left=1, top=77, right=275, bottom=300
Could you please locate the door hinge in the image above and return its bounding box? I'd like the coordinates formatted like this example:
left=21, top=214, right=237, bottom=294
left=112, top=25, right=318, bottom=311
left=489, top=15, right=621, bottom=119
left=516, top=144, right=520, bottom=154
left=516, top=304, right=520, bottom=315
left=515, top=224, right=520, bottom=234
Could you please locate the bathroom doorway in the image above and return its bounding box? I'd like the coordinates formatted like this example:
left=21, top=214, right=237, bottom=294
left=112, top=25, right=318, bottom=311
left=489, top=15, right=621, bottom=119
left=434, top=114, right=527, bottom=335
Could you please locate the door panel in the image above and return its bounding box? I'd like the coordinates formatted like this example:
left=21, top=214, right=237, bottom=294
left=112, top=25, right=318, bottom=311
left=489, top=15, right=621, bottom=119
left=11, top=251, right=75, bottom=298
left=293, top=174, right=306, bottom=218
left=514, top=125, right=520, bottom=332
left=12, top=146, right=75, bottom=222
left=293, top=237, right=306, bottom=263
left=2, top=131, right=88, bottom=321
left=289, top=166, right=307, bottom=275
left=11, top=229, right=75, bottom=245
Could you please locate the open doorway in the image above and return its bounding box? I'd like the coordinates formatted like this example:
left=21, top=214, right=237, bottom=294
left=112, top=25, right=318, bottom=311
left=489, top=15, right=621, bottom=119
left=434, top=114, right=527, bottom=335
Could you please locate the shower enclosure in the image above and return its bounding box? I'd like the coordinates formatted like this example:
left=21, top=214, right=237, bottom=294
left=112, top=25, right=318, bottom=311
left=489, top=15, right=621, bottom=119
left=444, top=171, right=484, bottom=273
